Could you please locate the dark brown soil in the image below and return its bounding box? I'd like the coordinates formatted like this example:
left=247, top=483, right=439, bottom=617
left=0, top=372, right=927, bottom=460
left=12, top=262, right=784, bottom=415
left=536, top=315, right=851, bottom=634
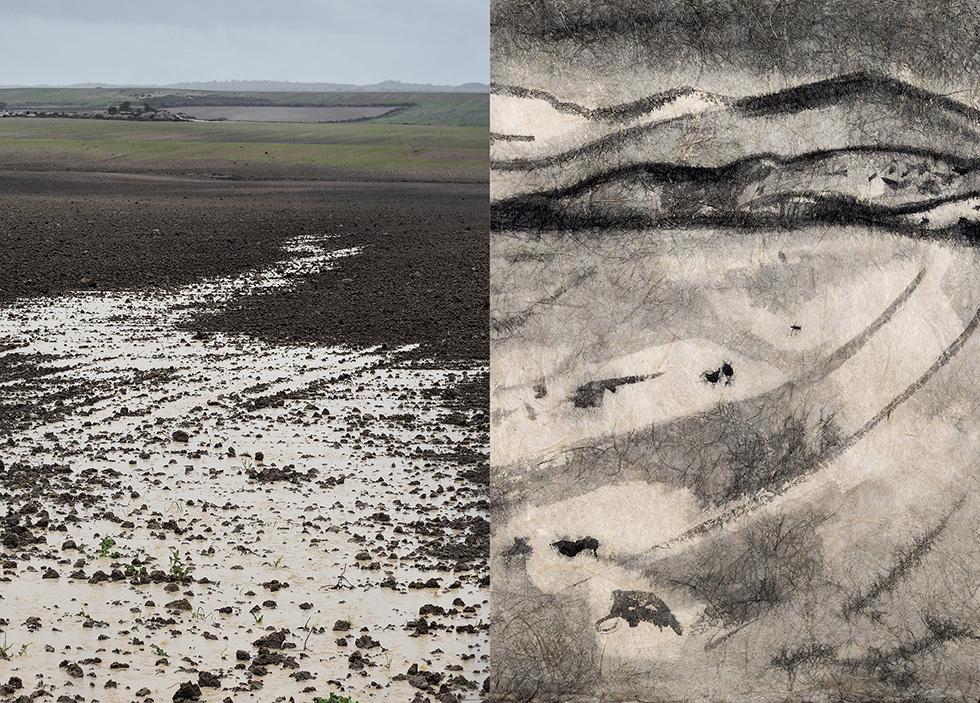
left=0, top=167, right=487, bottom=366
left=197, top=183, right=488, bottom=365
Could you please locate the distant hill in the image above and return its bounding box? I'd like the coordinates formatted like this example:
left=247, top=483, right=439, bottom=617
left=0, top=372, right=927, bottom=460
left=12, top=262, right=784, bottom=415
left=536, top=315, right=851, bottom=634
left=491, top=71, right=980, bottom=236
left=65, top=80, right=489, bottom=93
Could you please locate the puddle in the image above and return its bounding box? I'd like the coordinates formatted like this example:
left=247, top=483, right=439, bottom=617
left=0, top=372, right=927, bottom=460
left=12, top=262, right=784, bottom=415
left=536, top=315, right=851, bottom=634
left=0, top=232, right=489, bottom=701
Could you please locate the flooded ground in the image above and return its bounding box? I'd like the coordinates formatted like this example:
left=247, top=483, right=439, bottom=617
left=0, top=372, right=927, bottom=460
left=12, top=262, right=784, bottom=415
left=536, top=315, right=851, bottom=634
left=0, top=172, right=488, bottom=702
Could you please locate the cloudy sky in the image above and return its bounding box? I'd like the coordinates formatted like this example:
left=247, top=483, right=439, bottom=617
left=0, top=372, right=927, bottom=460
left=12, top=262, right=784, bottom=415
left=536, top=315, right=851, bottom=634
left=493, top=0, right=980, bottom=103
left=0, top=0, right=489, bottom=86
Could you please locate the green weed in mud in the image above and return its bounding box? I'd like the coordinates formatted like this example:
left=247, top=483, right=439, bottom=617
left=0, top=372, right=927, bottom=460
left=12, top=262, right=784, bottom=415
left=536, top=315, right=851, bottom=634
left=89, top=536, right=121, bottom=560
left=151, top=644, right=168, bottom=658
left=0, top=635, right=27, bottom=659
left=315, top=694, right=360, bottom=703
left=124, top=563, right=148, bottom=578
left=89, top=536, right=146, bottom=577
left=168, top=547, right=190, bottom=579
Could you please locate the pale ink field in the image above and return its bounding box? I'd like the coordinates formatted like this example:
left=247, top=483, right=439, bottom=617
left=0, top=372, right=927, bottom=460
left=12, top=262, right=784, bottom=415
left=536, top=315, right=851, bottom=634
left=491, top=222, right=980, bottom=701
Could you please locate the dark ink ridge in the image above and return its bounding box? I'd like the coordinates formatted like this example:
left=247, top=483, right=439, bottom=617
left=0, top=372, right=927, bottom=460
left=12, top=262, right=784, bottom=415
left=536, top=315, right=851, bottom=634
left=490, top=72, right=980, bottom=174
left=493, top=143, right=980, bottom=178
left=835, top=614, right=978, bottom=687
left=842, top=495, right=968, bottom=617
left=490, top=151, right=980, bottom=238
left=491, top=128, right=980, bottom=174
left=490, top=131, right=535, bottom=142
left=493, top=71, right=980, bottom=125
left=491, top=82, right=714, bottom=121
left=768, top=615, right=978, bottom=685
left=492, top=189, right=980, bottom=240
left=771, top=643, right=839, bottom=674
left=733, top=70, right=980, bottom=122
left=501, top=147, right=980, bottom=202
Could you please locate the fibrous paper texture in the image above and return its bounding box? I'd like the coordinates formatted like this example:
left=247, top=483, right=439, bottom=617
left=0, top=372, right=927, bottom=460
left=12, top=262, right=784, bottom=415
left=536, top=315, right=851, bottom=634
left=490, top=1, right=980, bottom=700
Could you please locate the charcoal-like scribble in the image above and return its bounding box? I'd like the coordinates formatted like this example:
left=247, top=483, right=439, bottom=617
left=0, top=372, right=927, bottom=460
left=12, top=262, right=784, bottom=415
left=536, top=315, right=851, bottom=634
left=491, top=1, right=980, bottom=700
left=595, top=590, right=683, bottom=635
left=571, top=373, right=659, bottom=408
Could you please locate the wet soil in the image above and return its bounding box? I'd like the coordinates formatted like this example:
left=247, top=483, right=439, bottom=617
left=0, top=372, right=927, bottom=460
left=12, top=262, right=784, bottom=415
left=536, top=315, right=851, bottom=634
left=0, top=169, right=487, bottom=366
left=0, top=162, right=488, bottom=701
left=196, top=181, right=488, bottom=366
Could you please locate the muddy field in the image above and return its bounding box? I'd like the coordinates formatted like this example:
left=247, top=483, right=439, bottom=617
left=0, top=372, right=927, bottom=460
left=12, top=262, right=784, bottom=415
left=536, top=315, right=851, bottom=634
left=175, top=106, right=400, bottom=123
left=0, top=164, right=488, bottom=702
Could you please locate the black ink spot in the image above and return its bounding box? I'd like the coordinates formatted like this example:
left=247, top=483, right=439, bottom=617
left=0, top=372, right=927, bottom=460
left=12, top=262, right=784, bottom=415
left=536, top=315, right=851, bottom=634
left=551, top=537, right=599, bottom=558
left=595, top=590, right=682, bottom=635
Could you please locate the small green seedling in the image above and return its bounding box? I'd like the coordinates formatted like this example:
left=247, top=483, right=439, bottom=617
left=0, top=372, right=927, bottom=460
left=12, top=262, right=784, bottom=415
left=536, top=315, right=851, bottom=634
left=315, top=694, right=358, bottom=703
left=151, top=644, right=168, bottom=658
left=88, top=536, right=123, bottom=561
left=124, top=563, right=148, bottom=578
left=168, top=547, right=189, bottom=579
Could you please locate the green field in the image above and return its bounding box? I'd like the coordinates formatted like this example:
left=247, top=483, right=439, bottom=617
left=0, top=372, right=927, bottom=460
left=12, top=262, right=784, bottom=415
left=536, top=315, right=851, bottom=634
left=0, top=87, right=489, bottom=127
left=0, top=117, right=485, bottom=147
left=0, top=118, right=488, bottom=178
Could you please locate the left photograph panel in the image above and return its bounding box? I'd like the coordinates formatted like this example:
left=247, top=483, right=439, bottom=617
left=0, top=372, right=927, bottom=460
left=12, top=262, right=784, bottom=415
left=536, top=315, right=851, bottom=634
left=0, top=2, right=489, bottom=701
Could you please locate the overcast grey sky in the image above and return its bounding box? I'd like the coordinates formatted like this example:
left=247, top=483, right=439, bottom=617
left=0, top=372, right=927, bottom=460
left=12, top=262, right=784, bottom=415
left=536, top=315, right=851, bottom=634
left=493, top=0, right=980, bottom=104
left=0, top=0, right=489, bottom=86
